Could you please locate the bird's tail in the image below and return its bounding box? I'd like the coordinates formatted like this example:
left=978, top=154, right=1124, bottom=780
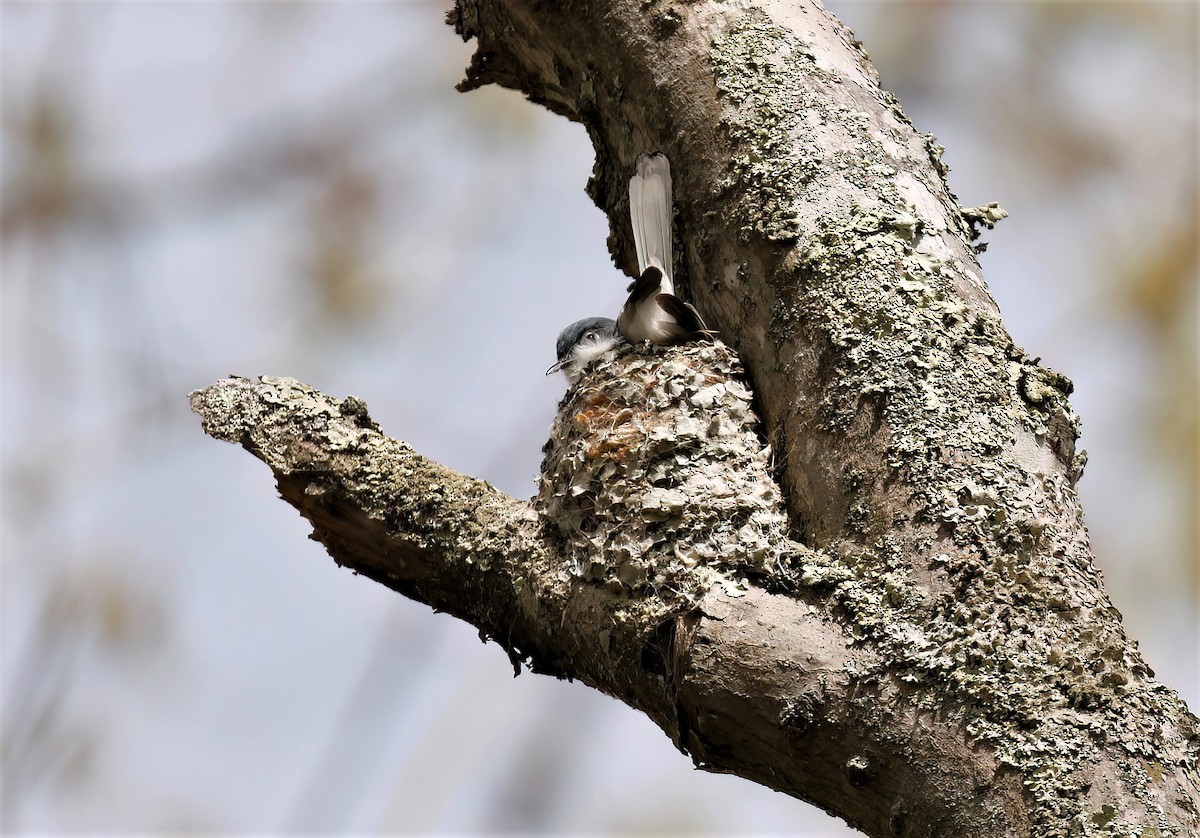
left=629, top=152, right=673, bottom=295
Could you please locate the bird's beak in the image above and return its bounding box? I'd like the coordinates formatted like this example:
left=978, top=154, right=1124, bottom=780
left=546, top=359, right=565, bottom=376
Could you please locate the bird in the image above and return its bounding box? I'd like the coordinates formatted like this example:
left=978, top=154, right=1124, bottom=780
left=549, top=152, right=709, bottom=381
left=616, top=152, right=709, bottom=346
left=545, top=316, right=620, bottom=381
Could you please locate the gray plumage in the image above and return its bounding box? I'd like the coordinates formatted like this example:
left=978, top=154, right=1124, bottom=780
left=628, top=152, right=674, bottom=294
left=547, top=316, right=619, bottom=381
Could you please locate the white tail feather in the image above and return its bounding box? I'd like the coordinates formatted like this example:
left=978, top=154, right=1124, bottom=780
left=630, top=153, right=674, bottom=295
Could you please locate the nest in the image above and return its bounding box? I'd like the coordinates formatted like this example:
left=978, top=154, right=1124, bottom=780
left=538, top=342, right=792, bottom=600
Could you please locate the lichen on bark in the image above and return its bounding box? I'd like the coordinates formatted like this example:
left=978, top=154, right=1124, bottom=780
left=709, top=5, right=1196, bottom=834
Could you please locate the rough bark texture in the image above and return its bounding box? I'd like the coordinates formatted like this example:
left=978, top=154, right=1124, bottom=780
left=192, top=1, right=1200, bottom=836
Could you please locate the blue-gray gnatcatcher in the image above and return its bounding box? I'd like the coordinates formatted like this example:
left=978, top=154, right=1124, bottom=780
left=548, top=152, right=709, bottom=380
left=545, top=316, right=619, bottom=378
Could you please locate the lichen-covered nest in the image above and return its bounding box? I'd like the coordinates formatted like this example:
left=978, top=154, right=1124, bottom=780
left=538, top=341, right=794, bottom=601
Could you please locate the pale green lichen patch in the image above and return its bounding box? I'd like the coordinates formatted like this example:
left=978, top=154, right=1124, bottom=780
left=711, top=10, right=939, bottom=249
left=538, top=342, right=795, bottom=619
left=961, top=201, right=1008, bottom=240
left=711, top=14, right=822, bottom=242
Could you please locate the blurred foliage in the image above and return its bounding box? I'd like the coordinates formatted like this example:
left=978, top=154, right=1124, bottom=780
left=304, top=164, right=384, bottom=326
left=1118, top=220, right=1198, bottom=498
left=4, top=566, right=164, bottom=810
left=1, top=78, right=79, bottom=239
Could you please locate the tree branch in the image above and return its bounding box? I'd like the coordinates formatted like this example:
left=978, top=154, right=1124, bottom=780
left=190, top=375, right=547, bottom=652
left=188, top=371, right=921, bottom=830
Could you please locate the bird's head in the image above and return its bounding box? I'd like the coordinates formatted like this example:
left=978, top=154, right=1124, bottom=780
left=547, top=316, right=620, bottom=380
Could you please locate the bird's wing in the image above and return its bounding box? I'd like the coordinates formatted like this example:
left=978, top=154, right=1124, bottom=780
left=656, top=293, right=712, bottom=339
left=617, top=267, right=667, bottom=344
left=630, top=152, right=674, bottom=295
left=625, top=266, right=664, bottom=307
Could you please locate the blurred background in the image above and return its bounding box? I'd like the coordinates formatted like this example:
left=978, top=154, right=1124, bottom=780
left=1, top=2, right=1194, bottom=834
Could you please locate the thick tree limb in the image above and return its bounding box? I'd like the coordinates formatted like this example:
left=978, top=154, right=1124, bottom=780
left=189, top=373, right=914, bottom=829
left=193, top=0, right=1199, bottom=835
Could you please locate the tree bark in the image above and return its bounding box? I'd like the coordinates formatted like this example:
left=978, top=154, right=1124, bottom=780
left=192, top=1, right=1200, bottom=835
